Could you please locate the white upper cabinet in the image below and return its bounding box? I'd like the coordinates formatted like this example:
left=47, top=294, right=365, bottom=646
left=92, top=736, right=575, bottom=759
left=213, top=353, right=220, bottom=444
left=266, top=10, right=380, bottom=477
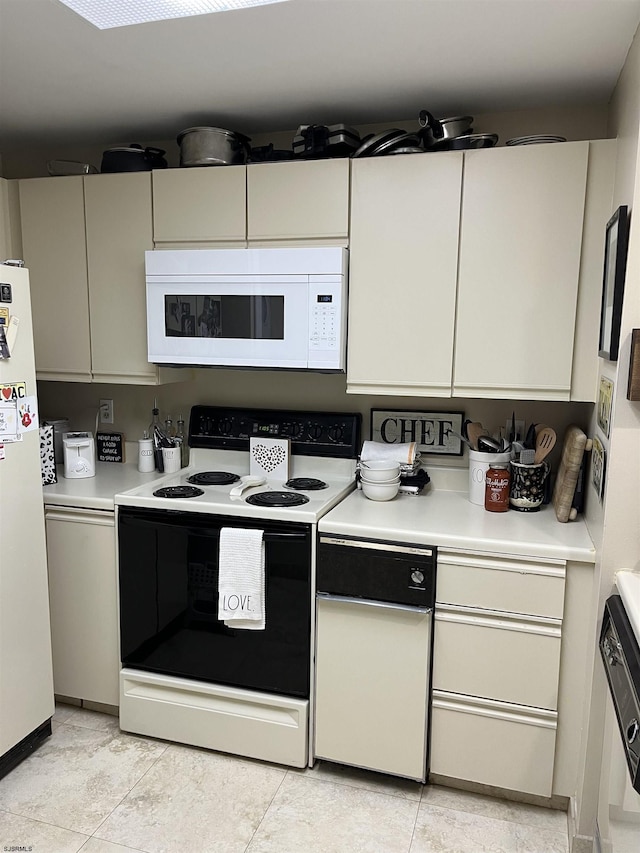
left=453, top=142, right=590, bottom=401
left=20, top=173, right=187, bottom=384
left=84, top=172, right=157, bottom=384
left=152, top=166, right=247, bottom=245
left=346, top=153, right=463, bottom=396
left=20, top=176, right=92, bottom=382
left=247, top=159, right=350, bottom=244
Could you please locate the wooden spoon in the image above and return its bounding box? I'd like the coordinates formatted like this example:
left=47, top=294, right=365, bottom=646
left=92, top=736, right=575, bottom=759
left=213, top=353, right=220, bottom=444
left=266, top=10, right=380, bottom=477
left=466, top=422, right=488, bottom=451
left=534, top=426, right=556, bottom=464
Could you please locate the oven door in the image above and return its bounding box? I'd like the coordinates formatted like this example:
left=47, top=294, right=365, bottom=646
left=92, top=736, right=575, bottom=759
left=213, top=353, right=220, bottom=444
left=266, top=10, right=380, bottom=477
left=597, top=595, right=640, bottom=852
left=146, top=275, right=311, bottom=368
left=118, top=507, right=312, bottom=698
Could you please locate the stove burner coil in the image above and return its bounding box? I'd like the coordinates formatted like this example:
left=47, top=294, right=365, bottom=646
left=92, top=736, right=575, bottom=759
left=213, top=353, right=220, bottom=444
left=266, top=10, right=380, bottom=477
left=285, top=477, right=327, bottom=491
left=153, top=485, right=205, bottom=499
left=245, top=491, right=310, bottom=508
left=187, top=471, right=240, bottom=486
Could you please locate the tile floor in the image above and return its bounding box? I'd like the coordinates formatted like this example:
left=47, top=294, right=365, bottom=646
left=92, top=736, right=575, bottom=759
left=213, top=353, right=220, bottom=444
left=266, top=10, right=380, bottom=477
left=0, top=704, right=570, bottom=853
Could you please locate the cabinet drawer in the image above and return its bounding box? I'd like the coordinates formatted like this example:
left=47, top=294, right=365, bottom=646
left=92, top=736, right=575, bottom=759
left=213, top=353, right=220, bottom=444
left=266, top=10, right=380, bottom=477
left=437, top=552, right=566, bottom=618
left=430, top=690, right=557, bottom=797
left=434, top=606, right=561, bottom=709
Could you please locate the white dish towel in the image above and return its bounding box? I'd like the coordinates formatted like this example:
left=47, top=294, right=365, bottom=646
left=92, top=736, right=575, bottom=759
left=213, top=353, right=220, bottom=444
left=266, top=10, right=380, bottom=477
left=218, top=527, right=266, bottom=630
left=361, top=440, right=418, bottom=465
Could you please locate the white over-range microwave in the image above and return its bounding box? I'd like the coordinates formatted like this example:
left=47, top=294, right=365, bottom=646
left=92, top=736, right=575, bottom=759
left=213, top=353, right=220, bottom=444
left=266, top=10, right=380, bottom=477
left=145, top=247, right=348, bottom=371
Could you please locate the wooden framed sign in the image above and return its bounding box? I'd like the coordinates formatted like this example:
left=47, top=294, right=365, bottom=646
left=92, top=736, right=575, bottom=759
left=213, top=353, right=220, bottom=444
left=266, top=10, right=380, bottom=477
left=370, top=410, right=465, bottom=456
left=96, top=431, right=125, bottom=463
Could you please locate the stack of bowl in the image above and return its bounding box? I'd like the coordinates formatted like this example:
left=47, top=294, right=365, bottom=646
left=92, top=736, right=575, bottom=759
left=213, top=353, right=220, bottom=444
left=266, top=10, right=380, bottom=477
left=360, top=460, right=401, bottom=501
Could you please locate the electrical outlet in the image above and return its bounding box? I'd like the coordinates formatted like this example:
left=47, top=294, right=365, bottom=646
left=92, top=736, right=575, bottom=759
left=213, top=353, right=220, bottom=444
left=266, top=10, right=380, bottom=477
left=505, top=418, right=525, bottom=442
left=99, top=399, right=114, bottom=425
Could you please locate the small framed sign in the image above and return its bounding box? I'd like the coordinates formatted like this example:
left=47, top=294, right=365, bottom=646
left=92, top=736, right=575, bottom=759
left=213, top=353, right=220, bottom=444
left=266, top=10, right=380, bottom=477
left=96, top=431, right=125, bottom=463
left=591, top=435, right=606, bottom=501
left=596, top=376, right=614, bottom=438
left=370, top=410, right=465, bottom=456
left=599, top=205, right=629, bottom=361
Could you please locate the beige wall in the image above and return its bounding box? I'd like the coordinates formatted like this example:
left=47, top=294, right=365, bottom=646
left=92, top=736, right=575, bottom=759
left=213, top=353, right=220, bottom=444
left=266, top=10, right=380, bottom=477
left=573, top=21, right=640, bottom=850
left=36, top=374, right=591, bottom=473
left=0, top=104, right=608, bottom=179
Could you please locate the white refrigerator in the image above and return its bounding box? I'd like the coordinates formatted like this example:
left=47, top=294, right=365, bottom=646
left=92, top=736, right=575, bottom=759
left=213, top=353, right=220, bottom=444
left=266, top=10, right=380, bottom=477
left=0, top=262, right=54, bottom=778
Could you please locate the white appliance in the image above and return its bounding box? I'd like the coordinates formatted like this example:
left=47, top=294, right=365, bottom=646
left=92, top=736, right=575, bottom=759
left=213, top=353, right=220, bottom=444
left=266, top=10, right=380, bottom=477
left=114, top=405, right=360, bottom=768
left=145, top=246, right=348, bottom=371
left=62, top=431, right=95, bottom=479
left=0, top=262, right=55, bottom=779
left=596, top=572, right=640, bottom=853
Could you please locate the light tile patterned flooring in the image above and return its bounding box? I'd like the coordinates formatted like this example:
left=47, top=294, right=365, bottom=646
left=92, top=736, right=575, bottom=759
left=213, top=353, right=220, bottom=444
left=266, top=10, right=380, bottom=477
left=0, top=704, right=570, bottom=853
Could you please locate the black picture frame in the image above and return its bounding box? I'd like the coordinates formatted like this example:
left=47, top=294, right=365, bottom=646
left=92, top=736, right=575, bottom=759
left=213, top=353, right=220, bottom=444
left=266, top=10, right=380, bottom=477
left=599, top=205, right=629, bottom=361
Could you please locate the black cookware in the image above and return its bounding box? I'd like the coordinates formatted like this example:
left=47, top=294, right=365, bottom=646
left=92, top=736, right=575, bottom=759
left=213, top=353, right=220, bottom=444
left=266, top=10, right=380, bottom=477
left=101, top=144, right=168, bottom=173
left=293, top=124, right=361, bottom=158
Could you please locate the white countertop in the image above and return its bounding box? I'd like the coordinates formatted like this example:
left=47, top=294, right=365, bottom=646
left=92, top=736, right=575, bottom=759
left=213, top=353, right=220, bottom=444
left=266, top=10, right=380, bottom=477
left=616, top=570, right=640, bottom=646
left=43, top=463, right=160, bottom=511
left=318, top=486, right=596, bottom=563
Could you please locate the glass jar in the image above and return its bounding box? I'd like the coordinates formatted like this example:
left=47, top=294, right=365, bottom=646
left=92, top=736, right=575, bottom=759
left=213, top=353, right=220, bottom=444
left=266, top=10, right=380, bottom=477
left=485, top=464, right=511, bottom=512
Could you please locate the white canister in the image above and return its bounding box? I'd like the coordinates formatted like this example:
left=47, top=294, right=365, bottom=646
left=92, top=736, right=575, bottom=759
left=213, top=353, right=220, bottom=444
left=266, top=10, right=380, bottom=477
left=137, top=437, right=156, bottom=472
left=162, top=445, right=182, bottom=474
left=468, top=449, right=511, bottom=505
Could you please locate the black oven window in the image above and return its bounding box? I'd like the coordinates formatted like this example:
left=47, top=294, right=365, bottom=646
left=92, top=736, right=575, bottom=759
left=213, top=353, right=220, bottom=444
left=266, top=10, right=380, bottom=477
left=165, top=295, right=284, bottom=340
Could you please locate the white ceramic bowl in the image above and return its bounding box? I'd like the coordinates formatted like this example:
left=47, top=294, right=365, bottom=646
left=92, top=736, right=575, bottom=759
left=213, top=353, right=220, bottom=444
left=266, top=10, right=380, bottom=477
left=361, top=479, right=400, bottom=501
left=359, top=460, right=401, bottom=482
left=360, top=474, right=401, bottom=486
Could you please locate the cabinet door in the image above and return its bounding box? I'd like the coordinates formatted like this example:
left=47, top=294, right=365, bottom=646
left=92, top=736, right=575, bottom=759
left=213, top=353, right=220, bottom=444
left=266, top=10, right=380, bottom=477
left=347, top=154, right=463, bottom=396
left=84, top=172, right=156, bottom=383
left=453, top=142, right=589, bottom=400
left=45, top=508, right=119, bottom=707
left=19, top=176, right=91, bottom=381
left=152, top=166, right=246, bottom=244
left=0, top=178, right=12, bottom=258
left=247, top=160, right=349, bottom=243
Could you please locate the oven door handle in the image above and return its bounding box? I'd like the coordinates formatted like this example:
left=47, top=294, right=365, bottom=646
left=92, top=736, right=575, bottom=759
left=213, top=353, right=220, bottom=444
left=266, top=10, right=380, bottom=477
left=263, top=531, right=309, bottom=543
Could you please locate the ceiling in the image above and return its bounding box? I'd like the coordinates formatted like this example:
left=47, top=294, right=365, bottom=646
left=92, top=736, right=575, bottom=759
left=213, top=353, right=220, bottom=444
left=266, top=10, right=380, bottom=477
left=1, top=0, right=640, bottom=150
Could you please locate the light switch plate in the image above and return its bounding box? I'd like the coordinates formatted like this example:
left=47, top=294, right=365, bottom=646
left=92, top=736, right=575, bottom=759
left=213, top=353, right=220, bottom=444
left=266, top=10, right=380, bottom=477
left=250, top=437, right=290, bottom=481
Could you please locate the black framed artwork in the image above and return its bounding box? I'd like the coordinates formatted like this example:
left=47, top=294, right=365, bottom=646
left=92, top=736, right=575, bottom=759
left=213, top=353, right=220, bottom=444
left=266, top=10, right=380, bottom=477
left=599, top=205, right=630, bottom=361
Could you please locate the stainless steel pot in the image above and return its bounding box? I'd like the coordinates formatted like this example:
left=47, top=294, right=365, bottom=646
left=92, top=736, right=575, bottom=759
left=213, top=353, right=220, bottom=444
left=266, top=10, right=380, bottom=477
left=177, top=126, right=251, bottom=167
left=418, top=113, right=474, bottom=148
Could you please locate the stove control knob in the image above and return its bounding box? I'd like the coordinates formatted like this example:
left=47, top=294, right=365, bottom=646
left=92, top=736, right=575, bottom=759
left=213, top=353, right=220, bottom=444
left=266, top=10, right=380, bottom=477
left=308, top=423, right=324, bottom=440
left=283, top=421, right=303, bottom=439
left=328, top=424, right=344, bottom=442
left=627, top=718, right=639, bottom=745
left=411, top=569, right=425, bottom=586
left=219, top=418, right=233, bottom=435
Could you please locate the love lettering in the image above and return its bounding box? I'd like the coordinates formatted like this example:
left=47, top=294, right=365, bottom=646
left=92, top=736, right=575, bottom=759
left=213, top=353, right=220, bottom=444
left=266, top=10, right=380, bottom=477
left=222, top=594, right=253, bottom=612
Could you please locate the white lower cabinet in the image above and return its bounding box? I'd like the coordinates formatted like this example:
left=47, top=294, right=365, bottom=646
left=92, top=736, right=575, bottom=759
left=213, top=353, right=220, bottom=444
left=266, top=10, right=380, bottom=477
left=45, top=507, right=119, bottom=707
left=431, top=550, right=566, bottom=797
left=314, top=596, right=431, bottom=781
left=430, top=692, right=558, bottom=797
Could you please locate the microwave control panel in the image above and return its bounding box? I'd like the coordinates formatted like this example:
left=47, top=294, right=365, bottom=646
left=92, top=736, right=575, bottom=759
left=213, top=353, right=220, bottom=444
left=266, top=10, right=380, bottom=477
left=308, top=275, right=345, bottom=369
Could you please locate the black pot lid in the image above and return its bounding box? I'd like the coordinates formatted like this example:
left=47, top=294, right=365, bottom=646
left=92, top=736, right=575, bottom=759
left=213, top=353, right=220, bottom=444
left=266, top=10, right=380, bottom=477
left=373, top=131, right=422, bottom=156
left=353, top=128, right=406, bottom=158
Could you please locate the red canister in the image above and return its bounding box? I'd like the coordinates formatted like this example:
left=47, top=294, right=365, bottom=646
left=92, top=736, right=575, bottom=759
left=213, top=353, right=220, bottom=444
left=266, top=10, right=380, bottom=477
left=485, top=464, right=511, bottom=512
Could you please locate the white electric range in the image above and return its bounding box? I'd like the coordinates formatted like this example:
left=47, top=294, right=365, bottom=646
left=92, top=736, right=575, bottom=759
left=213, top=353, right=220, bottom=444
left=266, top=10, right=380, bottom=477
left=114, top=406, right=361, bottom=770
